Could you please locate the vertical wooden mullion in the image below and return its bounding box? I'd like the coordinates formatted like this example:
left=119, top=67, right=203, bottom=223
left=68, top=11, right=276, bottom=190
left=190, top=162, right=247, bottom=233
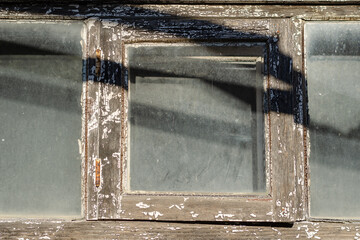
left=97, top=20, right=122, bottom=219
left=290, top=18, right=307, bottom=221
left=269, top=19, right=298, bottom=222
left=85, top=19, right=101, bottom=220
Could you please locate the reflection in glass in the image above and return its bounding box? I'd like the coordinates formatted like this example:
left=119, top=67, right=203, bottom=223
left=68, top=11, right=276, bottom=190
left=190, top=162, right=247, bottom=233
left=306, top=22, right=360, bottom=218
left=128, top=44, right=266, bottom=193
left=0, top=22, right=83, bottom=217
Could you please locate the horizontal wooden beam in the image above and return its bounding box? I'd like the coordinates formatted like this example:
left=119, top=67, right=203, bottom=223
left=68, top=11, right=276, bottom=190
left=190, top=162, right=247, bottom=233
left=1, top=220, right=360, bottom=239
left=0, top=4, right=359, bottom=21
left=0, top=0, right=359, bottom=4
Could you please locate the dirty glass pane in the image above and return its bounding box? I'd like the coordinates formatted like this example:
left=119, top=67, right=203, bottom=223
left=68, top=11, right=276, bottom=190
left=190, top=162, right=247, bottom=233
left=306, top=22, right=360, bottom=218
left=128, top=44, right=266, bottom=193
left=0, top=22, right=83, bottom=217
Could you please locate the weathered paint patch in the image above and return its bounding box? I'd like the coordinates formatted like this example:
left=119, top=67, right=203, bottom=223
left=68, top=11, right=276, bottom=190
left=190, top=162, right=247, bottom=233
left=136, top=202, right=150, bottom=209
left=190, top=211, right=199, bottom=218
left=142, top=211, right=163, bottom=219
left=215, top=211, right=235, bottom=220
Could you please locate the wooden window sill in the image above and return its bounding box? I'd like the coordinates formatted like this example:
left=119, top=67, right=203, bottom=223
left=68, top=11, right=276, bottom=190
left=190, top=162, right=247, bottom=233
left=1, top=219, right=360, bottom=239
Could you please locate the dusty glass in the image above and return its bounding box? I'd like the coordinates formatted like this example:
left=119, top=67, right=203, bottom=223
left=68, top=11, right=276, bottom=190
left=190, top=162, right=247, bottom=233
left=306, top=22, right=360, bottom=218
left=0, top=22, right=83, bottom=217
left=127, top=43, right=266, bottom=194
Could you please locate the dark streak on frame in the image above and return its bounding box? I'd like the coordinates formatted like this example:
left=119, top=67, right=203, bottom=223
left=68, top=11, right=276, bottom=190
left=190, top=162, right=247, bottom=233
left=265, top=40, right=272, bottom=197
left=120, top=41, right=127, bottom=194
left=301, top=20, right=309, bottom=218
left=84, top=65, right=89, bottom=218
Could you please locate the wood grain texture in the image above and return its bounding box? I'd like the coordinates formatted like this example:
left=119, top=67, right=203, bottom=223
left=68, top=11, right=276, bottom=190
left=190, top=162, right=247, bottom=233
left=0, top=0, right=359, bottom=4
left=289, top=18, right=307, bottom=221
left=0, top=0, right=358, bottom=228
left=112, top=18, right=301, bottom=222
left=85, top=19, right=101, bottom=220
left=0, top=5, right=359, bottom=20
left=1, top=220, right=360, bottom=239
left=119, top=195, right=273, bottom=222
left=268, top=19, right=297, bottom=222
left=97, top=20, right=123, bottom=220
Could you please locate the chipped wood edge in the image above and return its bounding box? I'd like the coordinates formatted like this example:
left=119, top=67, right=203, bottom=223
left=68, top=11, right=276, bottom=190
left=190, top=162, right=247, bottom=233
left=1, top=220, right=360, bottom=239
left=0, top=5, right=359, bottom=21
left=85, top=18, right=101, bottom=220
left=97, top=20, right=123, bottom=220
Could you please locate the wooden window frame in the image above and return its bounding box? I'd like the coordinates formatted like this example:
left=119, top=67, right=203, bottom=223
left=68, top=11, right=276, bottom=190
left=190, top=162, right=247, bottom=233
left=1, top=3, right=360, bottom=239
left=84, top=17, right=306, bottom=222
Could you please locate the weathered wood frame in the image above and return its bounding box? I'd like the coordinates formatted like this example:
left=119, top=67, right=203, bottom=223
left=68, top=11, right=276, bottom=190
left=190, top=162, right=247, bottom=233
left=1, top=3, right=360, bottom=238
left=83, top=16, right=306, bottom=222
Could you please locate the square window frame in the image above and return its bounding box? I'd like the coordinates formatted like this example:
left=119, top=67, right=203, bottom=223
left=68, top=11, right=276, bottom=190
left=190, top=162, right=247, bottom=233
left=84, top=17, right=306, bottom=222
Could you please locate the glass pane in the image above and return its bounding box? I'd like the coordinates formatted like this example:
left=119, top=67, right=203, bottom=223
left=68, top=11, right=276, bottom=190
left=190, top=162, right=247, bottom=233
left=306, top=22, right=360, bottom=218
left=128, top=44, right=266, bottom=194
left=0, top=22, right=83, bottom=217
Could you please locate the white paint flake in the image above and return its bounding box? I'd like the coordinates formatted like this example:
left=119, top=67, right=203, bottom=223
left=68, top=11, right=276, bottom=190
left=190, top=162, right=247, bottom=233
left=136, top=202, right=150, bottom=209
left=272, top=228, right=281, bottom=235
left=167, top=227, right=181, bottom=231
left=190, top=211, right=199, bottom=218
left=301, top=225, right=319, bottom=239
left=215, top=211, right=234, bottom=219
left=169, top=204, right=184, bottom=210
left=143, top=211, right=163, bottom=219
left=278, top=202, right=291, bottom=218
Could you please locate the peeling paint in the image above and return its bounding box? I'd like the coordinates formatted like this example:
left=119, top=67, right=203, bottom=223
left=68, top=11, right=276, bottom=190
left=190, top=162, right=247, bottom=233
left=136, top=202, right=151, bottom=209
left=190, top=211, right=199, bottom=218
left=143, top=211, right=163, bottom=219
left=169, top=204, right=184, bottom=210
left=39, top=237, right=51, bottom=240
left=215, top=211, right=235, bottom=220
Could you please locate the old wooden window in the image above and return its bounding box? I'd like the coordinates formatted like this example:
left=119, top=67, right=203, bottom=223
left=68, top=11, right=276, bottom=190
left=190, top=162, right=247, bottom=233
left=2, top=3, right=360, bottom=239
left=86, top=18, right=305, bottom=222
left=0, top=21, right=84, bottom=217
left=305, top=21, right=360, bottom=219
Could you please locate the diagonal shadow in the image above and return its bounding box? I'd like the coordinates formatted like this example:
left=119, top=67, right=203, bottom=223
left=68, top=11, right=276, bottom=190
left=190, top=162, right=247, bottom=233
left=3, top=4, right=359, bottom=139
left=1, top=3, right=360, bottom=196
left=4, top=3, right=358, bottom=137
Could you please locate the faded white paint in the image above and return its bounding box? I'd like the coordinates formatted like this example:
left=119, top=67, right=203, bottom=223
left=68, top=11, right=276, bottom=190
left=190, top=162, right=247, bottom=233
left=136, top=202, right=150, bottom=209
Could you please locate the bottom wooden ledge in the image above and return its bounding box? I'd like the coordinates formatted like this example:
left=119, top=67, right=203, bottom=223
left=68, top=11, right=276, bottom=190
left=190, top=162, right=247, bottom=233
left=1, top=219, right=360, bottom=239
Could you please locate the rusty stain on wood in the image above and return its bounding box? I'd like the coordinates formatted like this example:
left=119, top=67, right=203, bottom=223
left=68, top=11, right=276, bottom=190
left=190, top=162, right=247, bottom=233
left=95, top=158, right=101, bottom=187
left=85, top=19, right=102, bottom=220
